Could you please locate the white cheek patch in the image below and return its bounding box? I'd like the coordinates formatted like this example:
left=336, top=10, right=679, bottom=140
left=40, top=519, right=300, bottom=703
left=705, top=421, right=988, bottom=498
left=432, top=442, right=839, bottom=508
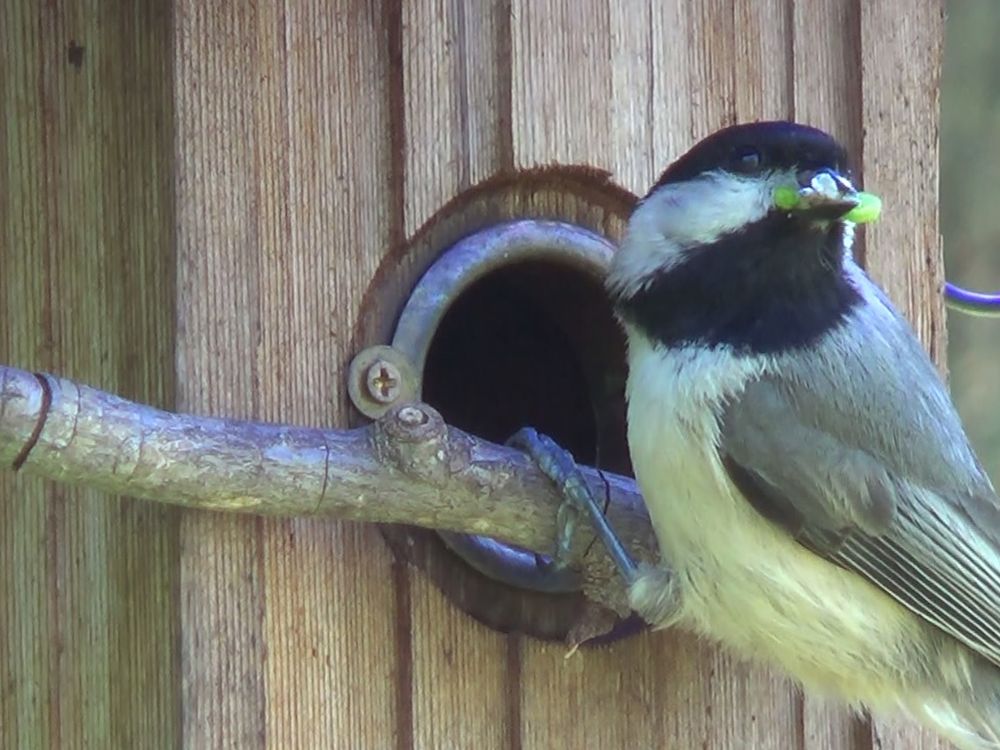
left=607, top=170, right=793, bottom=298
left=646, top=171, right=778, bottom=247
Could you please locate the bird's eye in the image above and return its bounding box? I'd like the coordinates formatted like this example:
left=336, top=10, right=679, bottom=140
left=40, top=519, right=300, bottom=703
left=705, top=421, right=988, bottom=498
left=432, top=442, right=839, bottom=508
left=731, top=147, right=762, bottom=173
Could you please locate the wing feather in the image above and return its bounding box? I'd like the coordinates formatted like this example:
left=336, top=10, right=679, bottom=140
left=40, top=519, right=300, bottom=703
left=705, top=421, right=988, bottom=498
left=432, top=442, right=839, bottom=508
left=719, top=283, right=1000, bottom=666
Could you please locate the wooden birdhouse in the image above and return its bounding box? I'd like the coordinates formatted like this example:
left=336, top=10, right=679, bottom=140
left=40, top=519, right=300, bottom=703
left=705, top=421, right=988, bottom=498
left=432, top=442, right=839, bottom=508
left=0, top=1, right=948, bottom=748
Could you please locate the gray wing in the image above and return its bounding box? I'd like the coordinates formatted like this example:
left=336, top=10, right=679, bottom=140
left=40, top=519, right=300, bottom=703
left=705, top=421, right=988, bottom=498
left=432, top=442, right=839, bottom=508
left=720, top=279, right=1000, bottom=665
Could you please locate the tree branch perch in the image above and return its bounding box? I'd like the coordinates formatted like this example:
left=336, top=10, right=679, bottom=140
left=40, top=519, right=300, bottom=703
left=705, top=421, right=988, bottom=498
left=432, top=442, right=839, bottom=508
left=0, top=365, right=655, bottom=618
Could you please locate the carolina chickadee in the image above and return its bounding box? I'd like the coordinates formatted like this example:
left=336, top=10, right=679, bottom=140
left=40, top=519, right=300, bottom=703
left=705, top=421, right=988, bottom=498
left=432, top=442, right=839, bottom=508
left=573, top=122, right=1000, bottom=748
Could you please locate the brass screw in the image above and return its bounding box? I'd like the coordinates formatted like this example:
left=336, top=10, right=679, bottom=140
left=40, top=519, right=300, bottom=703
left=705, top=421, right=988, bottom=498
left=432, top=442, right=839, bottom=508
left=365, top=360, right=402, bottom=404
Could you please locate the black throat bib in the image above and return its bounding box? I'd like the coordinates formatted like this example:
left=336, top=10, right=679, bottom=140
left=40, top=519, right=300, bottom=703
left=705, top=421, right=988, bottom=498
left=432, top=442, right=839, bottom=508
left=614, top=214, right=861, bottom=355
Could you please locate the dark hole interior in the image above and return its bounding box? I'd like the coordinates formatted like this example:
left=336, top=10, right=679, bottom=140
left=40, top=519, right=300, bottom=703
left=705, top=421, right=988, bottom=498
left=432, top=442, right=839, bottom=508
left=423, top=260, right=632, bottom=478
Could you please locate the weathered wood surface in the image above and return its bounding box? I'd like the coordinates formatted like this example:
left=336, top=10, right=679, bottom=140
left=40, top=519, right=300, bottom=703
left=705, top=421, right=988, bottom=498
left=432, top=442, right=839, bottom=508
left=1, top=0, right=946, bottom=748
left=0, top=2, right=179, bottom=749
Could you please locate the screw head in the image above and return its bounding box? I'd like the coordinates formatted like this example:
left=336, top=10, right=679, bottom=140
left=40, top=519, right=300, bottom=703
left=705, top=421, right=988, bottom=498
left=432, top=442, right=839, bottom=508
left=347, top=345, right=418, bottom=419
left=365, top=359, right=402, bottom=404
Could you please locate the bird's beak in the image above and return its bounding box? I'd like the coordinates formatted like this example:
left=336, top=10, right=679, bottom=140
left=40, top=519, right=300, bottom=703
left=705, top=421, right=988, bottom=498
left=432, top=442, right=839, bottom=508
left=773, top=168, right=882, bottom=224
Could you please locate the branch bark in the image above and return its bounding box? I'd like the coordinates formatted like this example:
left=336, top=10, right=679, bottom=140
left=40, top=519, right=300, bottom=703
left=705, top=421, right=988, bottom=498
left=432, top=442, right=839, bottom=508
left=0, top=365, right=655, bottom=616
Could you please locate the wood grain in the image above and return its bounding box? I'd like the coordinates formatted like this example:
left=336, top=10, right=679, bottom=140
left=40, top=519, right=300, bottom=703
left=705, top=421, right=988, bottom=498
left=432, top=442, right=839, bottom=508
left=511, top=1, right=613, bottom=175
left=265, top=4, right=399, bottom=747
left=410, top=576, right=513, bottom=749
left=172, top=1, right=397, bottom=747
left=174, top=3, right=270, bottom=745
left=791, top=0, right=864, bottom=161
left=2, top=0, right=950, bottom=748
left=860, top=0, right=946, bottom=361
left=403, top=0, right=512, bottom=235
left=401, top=4, right=514, bottom=747
left=859, top=0, right=948, bottom=745
left=0, top=1, right=178, bottom=748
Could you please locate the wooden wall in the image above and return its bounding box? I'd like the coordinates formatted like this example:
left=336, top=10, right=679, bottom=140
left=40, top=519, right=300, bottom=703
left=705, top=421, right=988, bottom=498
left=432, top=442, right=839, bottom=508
left=1, top=2, right=179, bottom=747
left=1, top=1, right=947, bottom=748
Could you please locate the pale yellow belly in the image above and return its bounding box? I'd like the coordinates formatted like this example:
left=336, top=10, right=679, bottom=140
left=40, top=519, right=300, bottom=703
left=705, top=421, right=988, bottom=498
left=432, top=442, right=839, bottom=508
left=632, top=434, right=925, bottom=701
left=624, top=353, right=925, bottom=704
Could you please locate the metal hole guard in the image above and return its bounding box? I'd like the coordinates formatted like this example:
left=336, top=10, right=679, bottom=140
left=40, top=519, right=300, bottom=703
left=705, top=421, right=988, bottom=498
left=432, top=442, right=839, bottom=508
left=349, top=219, right=618, bottom=596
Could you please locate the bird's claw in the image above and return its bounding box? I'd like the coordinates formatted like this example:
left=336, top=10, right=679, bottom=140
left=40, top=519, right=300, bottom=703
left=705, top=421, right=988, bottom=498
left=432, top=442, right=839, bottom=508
left=506, top=427, right=638, bottom=584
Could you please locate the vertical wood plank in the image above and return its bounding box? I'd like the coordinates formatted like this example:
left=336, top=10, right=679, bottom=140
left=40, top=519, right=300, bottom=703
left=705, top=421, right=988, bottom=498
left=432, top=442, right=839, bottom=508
left=734, top=0, right=793, bottom=122
left=860, top=0, right=946, bottom=361
left=791, top=0, right=863, bottom=159
left=410, top=577, right=513, bottom=749
left=517, top=634, right=665, bottom=750
left=509, top=0, right=653, bottom=196
left=728, top=3, right=811, bottom=743
left=174, top=3, right=269, bottom=744
left=860, top=0, right=948, bottom=745
left=403, top=0, right=512, bottom=235
left=511, top=0, right=612, bottom=172
left=271, top=4, right=402, bottom=744
left=648, top=1, right=693, bottom=170
left=677, top=0, right=737, bottom=136
left=1, top=5, right=56, bottom=742
left=172, top=1, right=399, bottom=747
left=608, top=2, right=655, bottom=196
left=0, top=1, right=179, bottom=748
left=791, top=0, right=869, bottom=290
left=401, top=3, right=515, bottom=748
left=873, top=719, right=954, bottom=750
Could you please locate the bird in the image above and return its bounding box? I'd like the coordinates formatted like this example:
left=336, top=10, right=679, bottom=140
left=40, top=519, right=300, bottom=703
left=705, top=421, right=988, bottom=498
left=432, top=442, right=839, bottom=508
left=526, top=121, right=1000, bottom=749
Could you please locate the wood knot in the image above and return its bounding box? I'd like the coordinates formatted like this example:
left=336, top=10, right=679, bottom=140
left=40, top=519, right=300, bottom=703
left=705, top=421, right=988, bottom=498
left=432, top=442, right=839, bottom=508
left=396, top=404, right=430, bottom=428
left=380, top=402, right=445, bottom=442
left=372, top=402, right=450, bottom=479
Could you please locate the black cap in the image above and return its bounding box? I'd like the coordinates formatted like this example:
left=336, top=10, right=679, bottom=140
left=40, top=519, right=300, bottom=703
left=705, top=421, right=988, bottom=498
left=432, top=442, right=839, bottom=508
left=649, top=122, right=851, bottom=196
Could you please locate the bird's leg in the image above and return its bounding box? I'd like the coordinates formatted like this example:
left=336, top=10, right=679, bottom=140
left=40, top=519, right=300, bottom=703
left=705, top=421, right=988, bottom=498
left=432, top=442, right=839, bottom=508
left=506, top=428, right=638, bottom=584
left=507, top=428, right=683, bottom=628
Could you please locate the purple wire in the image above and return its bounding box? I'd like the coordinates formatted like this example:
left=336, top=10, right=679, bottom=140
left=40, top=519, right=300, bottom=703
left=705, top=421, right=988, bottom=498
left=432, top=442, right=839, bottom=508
left=945, top=283, right=1000, bottom=318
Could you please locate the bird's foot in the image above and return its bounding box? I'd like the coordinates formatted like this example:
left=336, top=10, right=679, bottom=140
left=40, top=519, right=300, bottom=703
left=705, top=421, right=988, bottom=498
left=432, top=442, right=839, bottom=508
left=507, top=428, right=684, bottom=629
left=506, top=427, right=639, bottom=584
